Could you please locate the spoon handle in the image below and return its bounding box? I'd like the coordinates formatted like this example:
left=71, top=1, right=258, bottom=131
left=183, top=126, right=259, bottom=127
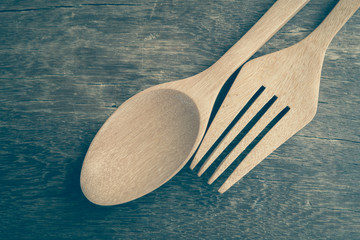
left=306, top=0, right=359, bottom=50
left=205, top=0, right=309, bottom=86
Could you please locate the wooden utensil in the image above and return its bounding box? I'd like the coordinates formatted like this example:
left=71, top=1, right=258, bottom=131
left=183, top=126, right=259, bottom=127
left=80, top=0, right=309, bottom=205
left=190, top=0, right=359, bottom=193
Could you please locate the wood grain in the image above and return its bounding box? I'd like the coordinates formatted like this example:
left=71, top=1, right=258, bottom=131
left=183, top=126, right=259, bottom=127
left=0, top=0, right=359, bottom=239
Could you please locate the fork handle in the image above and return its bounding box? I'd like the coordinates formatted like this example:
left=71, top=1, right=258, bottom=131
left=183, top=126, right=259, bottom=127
left=306, top=0, right=360, bottom=50
left=203, top=0, right=309, bottom=89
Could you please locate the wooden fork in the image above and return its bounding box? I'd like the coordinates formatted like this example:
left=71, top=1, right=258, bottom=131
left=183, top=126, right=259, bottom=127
left=190, top=0, right=359, bottom=193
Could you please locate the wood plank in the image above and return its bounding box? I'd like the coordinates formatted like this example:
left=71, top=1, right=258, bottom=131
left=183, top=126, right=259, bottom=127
left=0, top=0, right=359, bottom=239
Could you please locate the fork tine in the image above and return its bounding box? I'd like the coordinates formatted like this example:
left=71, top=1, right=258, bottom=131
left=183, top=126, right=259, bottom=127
left=197, top=88, right=276, bottom=176
left=190, top=86, right=265, bottom=170
left=218, top=106, right=291, bottom=193
left=208, top=100, right=286, bottom=184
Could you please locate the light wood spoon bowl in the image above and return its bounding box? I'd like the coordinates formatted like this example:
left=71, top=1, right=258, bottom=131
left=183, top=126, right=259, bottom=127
left=80, top=0, right=309, bottom=205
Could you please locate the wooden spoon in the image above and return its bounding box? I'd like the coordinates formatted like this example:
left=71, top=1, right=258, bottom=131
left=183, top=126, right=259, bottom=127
left=80, top=0, right=309, bottom=205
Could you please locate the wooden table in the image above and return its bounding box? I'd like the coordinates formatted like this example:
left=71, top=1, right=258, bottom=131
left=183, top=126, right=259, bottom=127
left=1, top=0, right=359, bottom=239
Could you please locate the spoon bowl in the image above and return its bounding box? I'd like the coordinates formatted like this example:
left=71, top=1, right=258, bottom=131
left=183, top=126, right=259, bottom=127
left=81, top=88, right=200, bottom=205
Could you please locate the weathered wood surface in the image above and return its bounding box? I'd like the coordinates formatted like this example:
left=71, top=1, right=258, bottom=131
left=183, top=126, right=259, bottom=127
left=0, top=0, right=359, bottom=239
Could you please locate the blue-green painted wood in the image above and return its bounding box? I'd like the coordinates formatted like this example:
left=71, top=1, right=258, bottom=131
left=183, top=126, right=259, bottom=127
left=1, top=0, right=359, bottom=239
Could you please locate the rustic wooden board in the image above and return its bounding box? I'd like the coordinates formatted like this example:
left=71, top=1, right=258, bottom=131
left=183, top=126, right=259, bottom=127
left=0, top=0, right=359, bottom=239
